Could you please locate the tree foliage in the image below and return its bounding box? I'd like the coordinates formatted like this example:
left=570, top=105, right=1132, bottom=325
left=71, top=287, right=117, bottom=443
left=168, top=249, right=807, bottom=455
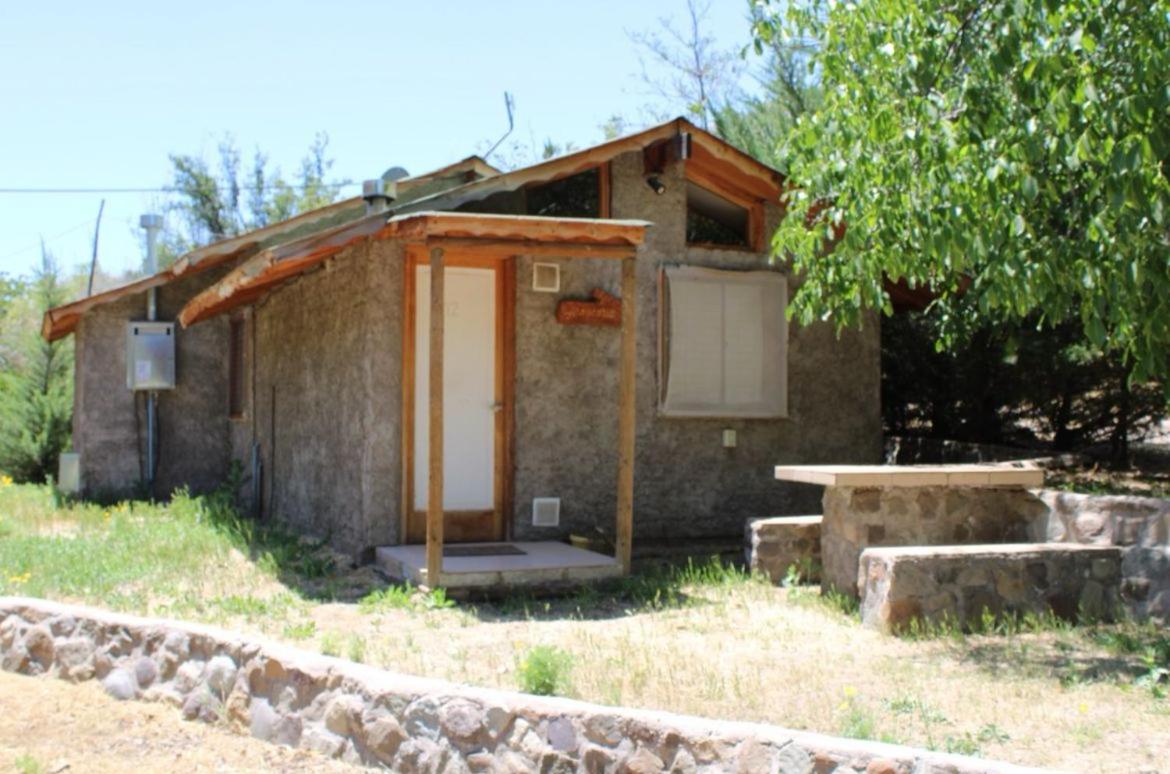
left=164, top=132, right=343, bottom=262
left=753, top=0, right=1170, bottom=384
left=0, top=248, right=73, bottom=482
left=883, top=310, right=1164, bottom=460
left=714, top=2, right=821, bottom=166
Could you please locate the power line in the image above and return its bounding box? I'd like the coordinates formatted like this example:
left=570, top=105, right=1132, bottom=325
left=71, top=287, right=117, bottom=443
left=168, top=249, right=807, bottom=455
left=0, top=217, right=98, bottom=263
left=0, top=181, right=360, bottom=194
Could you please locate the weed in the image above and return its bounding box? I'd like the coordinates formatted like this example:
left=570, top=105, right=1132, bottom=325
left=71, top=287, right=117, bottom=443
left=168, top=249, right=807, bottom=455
left=424, top=587, right=456, bottom=610
left=516, top=645, right=574, bottom=696
left=977, top=724, right=1011, bottom=745
left=346, top=635, right=367, bottom=663
left=943, top=733, right=981, bottom=756
left=320, top=631, right=342, bottom=657
left=781, top=556, right=819, bottom=587
left=14, top=754, right=43, bottom=774
left=359, top=584, right=416, bottom=613
left=818, top=588, right=860, bottom=617
left=836, top=690, right=877, bottom=740
left=282, top=620, right=317, bottom=640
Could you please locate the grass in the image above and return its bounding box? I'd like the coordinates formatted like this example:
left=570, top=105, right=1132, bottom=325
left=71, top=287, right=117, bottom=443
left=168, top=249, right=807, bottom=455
left=1, top=479, right=1168, bottom=771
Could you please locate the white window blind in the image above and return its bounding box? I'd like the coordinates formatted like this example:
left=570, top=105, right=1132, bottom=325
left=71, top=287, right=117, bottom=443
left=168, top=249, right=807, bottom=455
left=660, top=266, right=787, bottom=418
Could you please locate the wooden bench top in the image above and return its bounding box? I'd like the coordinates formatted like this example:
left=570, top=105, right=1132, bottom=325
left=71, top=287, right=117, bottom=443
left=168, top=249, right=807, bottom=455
left=773, top=464, right=1044, bottom=488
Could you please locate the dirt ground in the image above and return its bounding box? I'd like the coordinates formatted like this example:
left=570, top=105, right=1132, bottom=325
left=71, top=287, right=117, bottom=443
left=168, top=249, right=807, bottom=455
left=0, top=671, right=358, bottom=773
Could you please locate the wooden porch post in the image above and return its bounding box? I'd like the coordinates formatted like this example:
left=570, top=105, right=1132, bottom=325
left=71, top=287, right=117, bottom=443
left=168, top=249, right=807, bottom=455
left=426, top=246, right=445, bottom=586
left=616, top=255, right=636, bottom=574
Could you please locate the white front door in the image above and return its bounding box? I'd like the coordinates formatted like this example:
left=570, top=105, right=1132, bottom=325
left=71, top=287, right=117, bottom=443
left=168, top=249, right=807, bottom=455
left=413, top=265, right=496, bottom=511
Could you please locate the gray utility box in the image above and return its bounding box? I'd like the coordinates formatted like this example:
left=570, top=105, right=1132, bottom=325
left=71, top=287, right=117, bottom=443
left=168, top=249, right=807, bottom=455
left=126, top=321, right=176, bottom=390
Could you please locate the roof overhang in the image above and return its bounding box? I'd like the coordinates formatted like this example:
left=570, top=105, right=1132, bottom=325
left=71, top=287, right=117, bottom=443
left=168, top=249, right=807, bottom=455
left=44, top=116, right=778, bottom=341
left=41, top=196, right=368, bottom=342
left=396, top=117, right=786, bottom=214
left=177, top=211, right=650, bottom=328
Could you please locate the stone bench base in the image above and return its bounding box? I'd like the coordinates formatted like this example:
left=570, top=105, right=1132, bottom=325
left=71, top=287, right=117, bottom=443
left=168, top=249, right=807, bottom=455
left=745, top=516, right=822, bottom=584
left=821, top=486, right=1049, bottom=598
left=859, top=544, right=1122, bottom=633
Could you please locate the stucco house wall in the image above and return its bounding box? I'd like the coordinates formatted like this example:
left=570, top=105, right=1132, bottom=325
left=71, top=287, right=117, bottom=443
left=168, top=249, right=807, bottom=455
left=508, top=151, right=880, bottom=542
left=241, top=239, right=403, bottom=556
left=71, top=269, right=234, bottom=499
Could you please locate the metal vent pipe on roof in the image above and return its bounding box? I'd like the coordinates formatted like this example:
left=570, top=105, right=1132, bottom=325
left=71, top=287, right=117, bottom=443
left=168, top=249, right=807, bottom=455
left=362, top=178, right=393, bottom=214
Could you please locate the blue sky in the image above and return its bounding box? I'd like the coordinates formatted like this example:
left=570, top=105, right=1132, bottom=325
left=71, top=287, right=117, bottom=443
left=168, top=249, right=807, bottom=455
left=0, top=1, right=758, bottom=282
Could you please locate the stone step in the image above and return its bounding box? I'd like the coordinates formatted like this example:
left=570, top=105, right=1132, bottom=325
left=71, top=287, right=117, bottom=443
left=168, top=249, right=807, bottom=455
left=745, top=516, right=822, bottom=584
left=859, top=543, right=1123, bottom=633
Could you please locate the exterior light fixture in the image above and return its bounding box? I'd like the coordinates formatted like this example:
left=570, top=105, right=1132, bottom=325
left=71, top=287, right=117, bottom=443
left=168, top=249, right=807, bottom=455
left=646, top=176, right=666, bottom=195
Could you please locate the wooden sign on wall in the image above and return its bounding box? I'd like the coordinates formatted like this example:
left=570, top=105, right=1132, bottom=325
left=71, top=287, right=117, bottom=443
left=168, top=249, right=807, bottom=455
left=556, top=288, right=622, bottom=327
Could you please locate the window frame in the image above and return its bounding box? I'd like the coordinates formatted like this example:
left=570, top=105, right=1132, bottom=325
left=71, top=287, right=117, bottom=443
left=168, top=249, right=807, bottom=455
left=684, top=166, right=766, bottom=252
left=522, top=163, right=612, bottom=220
left=657, top=265, right=788, bottom=419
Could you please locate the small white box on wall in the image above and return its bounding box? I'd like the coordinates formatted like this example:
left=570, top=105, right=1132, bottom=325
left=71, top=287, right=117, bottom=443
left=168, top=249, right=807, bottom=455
left=532, top=497, right=561, bottom=527
left=532, top=263, right=561, bottom=293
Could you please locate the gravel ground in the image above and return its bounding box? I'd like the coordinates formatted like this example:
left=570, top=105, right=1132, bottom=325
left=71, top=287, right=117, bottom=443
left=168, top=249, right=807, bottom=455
left=0, top=671, right=359, bottom=773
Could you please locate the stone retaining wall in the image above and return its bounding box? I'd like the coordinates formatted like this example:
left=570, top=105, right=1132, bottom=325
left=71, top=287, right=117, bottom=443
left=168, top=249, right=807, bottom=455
left=0, top=597, right=1041, bottom=773
left=858, top=544, right=1123, bottom=634
left=1030, top=489, right=1170, bottom=621
left=745, top=516, right=822, bottom=584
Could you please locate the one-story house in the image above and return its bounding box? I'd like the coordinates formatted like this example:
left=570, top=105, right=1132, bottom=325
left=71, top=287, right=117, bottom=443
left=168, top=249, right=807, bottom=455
left=43, top=118, right=881, bottom=583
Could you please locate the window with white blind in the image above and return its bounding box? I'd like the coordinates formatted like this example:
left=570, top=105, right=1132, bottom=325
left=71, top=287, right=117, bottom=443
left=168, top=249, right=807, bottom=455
left=659, top=266, right=788, bottom=418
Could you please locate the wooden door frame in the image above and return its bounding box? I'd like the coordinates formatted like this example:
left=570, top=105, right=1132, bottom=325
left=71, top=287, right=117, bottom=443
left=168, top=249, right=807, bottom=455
left=400, top=245, right=515, bottom=544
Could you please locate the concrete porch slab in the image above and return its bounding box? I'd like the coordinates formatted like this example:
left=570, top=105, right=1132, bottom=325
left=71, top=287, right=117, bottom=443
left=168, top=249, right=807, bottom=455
left=375, top=541, right=623, bottom=590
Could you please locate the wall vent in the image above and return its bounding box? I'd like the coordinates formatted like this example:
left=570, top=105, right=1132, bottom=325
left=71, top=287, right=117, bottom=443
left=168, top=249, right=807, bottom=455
left=532, top=263, right=561, bottom=293
left=532, top=497, right=561, bottom=527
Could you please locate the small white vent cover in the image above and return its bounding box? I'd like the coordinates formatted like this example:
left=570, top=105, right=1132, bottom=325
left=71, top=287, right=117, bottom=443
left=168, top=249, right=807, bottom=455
left=532, top=497, right=561, bottom=527
left=532, top=263, right=561, bottom=293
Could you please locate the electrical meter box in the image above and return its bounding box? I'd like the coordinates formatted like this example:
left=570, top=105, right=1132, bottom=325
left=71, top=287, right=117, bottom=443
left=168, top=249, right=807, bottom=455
left=126, top=321, right=176, bottom=390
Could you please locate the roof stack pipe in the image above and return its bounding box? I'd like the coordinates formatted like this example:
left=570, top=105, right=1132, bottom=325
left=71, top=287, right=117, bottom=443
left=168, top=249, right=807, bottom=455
left=140, top=213, right=163, bottom=320
left=362, top=179, right=393, bottom=214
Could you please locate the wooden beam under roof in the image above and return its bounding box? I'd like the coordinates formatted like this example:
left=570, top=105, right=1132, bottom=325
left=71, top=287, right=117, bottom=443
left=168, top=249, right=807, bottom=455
left=178, top=212, right=652, bottom=328
left=383, top=211, right=649, bottom=246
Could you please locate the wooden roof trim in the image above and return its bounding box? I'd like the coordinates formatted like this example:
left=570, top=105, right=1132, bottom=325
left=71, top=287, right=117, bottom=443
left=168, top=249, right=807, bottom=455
left=41, top=197, right=367, bottom=341
left=383, top=212, right=650, bottom=246
left=397, top=118, right=786, bottom=214
left=394, top=120, right=687, bottom=214
left=399, top=155, right=502, bottom=187
left=178, top=213, right=388, bottom=328
left=42, top=272, right=171, bottom=342
left=170, top=197, right=364, bottom=277
left=688, top=130, right=785, bottom=196
left=179, top=212, right=651, bottom=328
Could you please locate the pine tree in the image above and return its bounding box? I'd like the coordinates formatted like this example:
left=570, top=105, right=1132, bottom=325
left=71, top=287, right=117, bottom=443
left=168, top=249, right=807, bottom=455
left=0, top=244, right=73, bottom=483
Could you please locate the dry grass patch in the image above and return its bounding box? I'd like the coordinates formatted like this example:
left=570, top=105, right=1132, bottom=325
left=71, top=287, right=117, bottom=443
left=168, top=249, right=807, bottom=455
left=2, top=480, right=1168, bottom=771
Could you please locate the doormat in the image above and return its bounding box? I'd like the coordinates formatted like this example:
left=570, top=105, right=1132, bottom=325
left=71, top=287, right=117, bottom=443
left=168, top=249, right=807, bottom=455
left=443, top=544, right=527, bottom=557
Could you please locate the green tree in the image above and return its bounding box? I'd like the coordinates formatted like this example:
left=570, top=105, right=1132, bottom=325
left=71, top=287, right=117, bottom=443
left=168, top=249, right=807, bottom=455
left=714, top=2, right=821, bottom=166
left=0, top=246, right=73, bottom=482
left=753, top=0, right=1170, bottom=386
left=163, top=132, right=345, bottom=262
